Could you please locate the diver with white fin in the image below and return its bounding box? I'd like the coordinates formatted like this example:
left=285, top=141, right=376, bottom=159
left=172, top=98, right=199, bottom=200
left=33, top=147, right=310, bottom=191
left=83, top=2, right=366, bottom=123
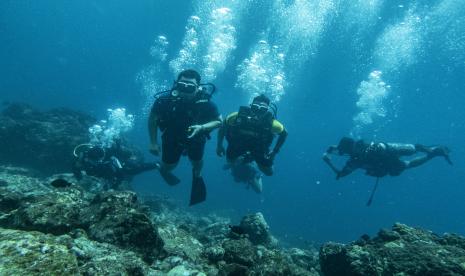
left=72, top=141, right=158, bottom=190
left=148, top=69, right=222, bottom=205
left=323, top=137, right=452, bottom=180
left=323, top=137, right=452, bottom=206
left=217, top=94, right=288, bottom=193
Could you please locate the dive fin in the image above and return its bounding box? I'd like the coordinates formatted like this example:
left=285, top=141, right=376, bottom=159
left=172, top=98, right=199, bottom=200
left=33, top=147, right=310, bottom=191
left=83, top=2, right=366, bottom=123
left=190, top=176, right=207, bottom=206
left=155, top=162, right=181, bottom=185
left=160, top=170, right=181, bottom=186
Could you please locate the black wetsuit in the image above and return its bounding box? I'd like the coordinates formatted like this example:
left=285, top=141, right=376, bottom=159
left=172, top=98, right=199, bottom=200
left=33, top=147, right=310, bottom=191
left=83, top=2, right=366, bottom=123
left=151, top=93, right=219, bottom=164
left=73, top=144, right=157, bottom=188
left=342, top=142, right=416, bottom=177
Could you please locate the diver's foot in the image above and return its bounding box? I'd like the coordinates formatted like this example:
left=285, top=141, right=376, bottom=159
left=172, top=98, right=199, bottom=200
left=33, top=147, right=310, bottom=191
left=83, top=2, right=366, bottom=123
left=249, top=174, right=263, bottom=194
left=160, top=169, right=181, bottom=186
left=428, top=146, right=453, bottom=165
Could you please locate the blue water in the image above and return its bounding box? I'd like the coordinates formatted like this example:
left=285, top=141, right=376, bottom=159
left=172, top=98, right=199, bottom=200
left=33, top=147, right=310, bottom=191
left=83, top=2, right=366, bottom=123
left=1, top=0, right=464, bottom=246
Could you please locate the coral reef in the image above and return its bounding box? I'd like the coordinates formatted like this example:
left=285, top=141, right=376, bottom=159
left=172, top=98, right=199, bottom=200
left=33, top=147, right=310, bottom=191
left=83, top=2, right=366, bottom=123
left=0, top=165, right=319, bottom=275
left=320, top=223, right=465, bottom=276
left=2, top=162, right=465, bottom=275
left=0, top=103, right=95, bottom=174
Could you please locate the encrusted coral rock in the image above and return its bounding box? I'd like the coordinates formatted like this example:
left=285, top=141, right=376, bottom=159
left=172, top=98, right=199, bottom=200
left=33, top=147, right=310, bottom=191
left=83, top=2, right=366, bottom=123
left=0, top=103, right=95, bottom=174
left=0, top=227, right=79, bottom=275
left=0, top=171, right=89, bottom=235
left=0, top=164, right=324, bottom=275
left=320, top=223, right=465, bottom=276
left=222, top=238, right=257, bottom=266
left=71, top=235, right=156, bottom=275
left=0, top=227, right=158, bottom=275
left=239, top=212, right=272, bottom=245
left=81, top=190, right=164, bottom=262
left=205, top=245, right=225, bottom=262
left=158, top=224, right=203, bottom=261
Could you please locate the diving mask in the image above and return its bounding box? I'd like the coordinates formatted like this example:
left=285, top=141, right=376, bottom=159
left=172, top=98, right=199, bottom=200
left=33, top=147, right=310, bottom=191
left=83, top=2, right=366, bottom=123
left=175, top=81, right=198, bottom=94
left=251, top=102, right=270, bottom=115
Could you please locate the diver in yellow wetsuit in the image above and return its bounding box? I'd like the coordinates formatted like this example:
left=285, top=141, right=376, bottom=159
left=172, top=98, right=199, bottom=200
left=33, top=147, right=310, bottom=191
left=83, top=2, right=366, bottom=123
left=217, top=94, right=288, bottom=193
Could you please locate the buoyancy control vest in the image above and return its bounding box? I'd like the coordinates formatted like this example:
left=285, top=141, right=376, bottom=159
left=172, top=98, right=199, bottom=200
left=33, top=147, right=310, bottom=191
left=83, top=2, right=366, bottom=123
left=154, top=91, right=212, bottom=134
left=226, top=106, right=275, bottom=147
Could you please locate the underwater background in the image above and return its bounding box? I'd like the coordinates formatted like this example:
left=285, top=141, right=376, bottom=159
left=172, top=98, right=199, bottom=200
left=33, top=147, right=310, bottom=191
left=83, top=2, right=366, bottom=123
left=1, top=0, right=464, bottom=247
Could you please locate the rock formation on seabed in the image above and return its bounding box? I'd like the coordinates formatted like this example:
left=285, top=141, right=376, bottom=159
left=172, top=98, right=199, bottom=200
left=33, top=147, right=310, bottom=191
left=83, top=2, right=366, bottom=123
left=320, top=223, right=465, bottom=276
left=0, top=166, right=320, bottom=275
left=0, top=103, right=95, bottom=174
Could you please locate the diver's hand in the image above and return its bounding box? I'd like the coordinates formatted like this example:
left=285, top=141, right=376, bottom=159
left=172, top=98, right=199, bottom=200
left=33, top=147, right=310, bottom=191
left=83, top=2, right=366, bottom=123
left=187, top=125, right=204, bottom=139
left=149, top=143, right=160, bottom=156
left=216, top=145, right=226, bottom=157
left=322, top=153, right=331, bottom=162
left=266, top=150, right=277, bottom=160
left=326, top=146, right=337, bottom=154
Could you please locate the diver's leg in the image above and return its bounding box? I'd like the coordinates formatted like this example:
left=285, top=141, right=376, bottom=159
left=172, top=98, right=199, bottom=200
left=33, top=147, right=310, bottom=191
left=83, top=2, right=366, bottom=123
left=404, top=156, right=432, bottom=169
left=188, top=139, right=206, bottom=178
left=160, top=133, right=183, bottom=171
left=254, top=150, right=274, bottom=176
left=190, top=159, right=204, bottom=178
left=248, top=174, right=263, bottom=194
left=386, top=143, right=416, bottom=156
left=159, top=135, right=182, bottom=185
left=413, top=144, right=452, bottom=165
left=257, top=164, right=273, bottom=176
left=122, top=160, right=159, bottom=176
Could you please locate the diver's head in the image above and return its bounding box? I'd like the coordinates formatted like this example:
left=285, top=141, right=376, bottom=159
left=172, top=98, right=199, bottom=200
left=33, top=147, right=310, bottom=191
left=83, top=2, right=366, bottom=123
left=174, top=69, right=201, bottom=100
left=251, top=94, right=271, bottom=116
left=337, top=137, right=355, bottom=155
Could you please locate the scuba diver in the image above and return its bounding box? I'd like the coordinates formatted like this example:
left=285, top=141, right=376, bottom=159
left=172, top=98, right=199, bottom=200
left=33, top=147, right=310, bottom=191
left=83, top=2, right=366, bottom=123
left=323, top=137, right=453, bottom=180
left=148, top=69, right=222, bottom=205
left=217, top=94, right=288, bottom=193
left=72, top=142, right=158, bottom=190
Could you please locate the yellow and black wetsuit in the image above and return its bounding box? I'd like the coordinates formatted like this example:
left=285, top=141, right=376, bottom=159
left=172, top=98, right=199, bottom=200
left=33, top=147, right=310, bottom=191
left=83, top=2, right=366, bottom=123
left=224, top=107, right=287, bottom=168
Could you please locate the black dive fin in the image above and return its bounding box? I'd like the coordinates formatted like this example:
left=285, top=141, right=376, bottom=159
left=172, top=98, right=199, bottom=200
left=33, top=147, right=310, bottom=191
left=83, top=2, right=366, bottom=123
left=189, top=176, right=207, bottom=206
left=160, top=170, right=181, bottom=186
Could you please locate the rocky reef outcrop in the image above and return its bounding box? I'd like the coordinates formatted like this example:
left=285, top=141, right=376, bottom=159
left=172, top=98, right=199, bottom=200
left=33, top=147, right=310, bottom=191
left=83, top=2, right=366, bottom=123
left=0, top=103, right=95, bottom=174
left=320, top=223, right=465, bottom=276
left=2, top=163, right=465, bottom=275
left=0, top=165, right=320, bottom=275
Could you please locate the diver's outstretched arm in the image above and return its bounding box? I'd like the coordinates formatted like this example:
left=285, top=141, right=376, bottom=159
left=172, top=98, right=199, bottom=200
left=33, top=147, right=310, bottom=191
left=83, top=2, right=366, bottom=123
left=323, top=152, right=357, bottom=180
left=322, top=153, right=341, bottom=177
left=326, top=145, right=338, bottom=154
left=337, top=164, right=356, bottom=179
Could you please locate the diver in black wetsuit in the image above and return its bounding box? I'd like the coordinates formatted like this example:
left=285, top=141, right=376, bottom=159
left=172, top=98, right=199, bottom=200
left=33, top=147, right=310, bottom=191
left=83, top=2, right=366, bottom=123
left=323, top=137, right=452, bottom=179
left=72, top=142, right=158, bottom=189
left=147, top=69, right=222, bottom=205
